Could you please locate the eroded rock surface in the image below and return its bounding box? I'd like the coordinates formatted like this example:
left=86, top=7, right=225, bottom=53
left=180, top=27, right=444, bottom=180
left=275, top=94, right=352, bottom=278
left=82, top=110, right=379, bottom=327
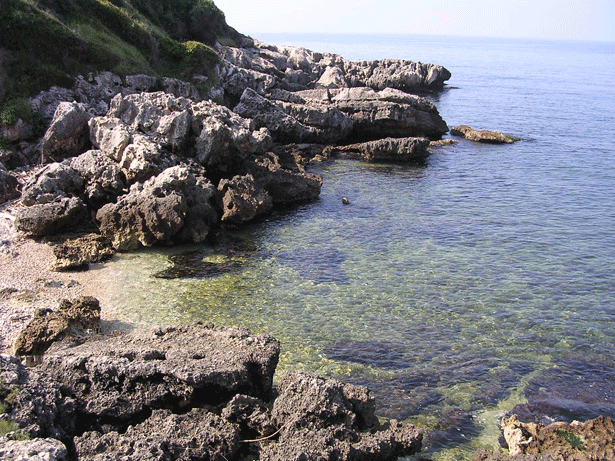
left=39, top=322, right=280, bottom=427
left=13, top=296, right=100, bottom=356
left=473, top=415, right=615, bottom=461
left=335, top=137, right=430, bottom=163
left=451, top=125, right=519, bottom=144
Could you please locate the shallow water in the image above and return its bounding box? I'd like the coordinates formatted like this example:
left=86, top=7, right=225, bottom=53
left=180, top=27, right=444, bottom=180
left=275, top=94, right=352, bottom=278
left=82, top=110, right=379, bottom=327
left=95, top=35, right=615, bottom=459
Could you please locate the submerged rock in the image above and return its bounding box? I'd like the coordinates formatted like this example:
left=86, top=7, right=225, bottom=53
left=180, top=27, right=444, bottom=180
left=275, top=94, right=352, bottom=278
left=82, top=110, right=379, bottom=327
left=451, top=125, right=519, bottom=144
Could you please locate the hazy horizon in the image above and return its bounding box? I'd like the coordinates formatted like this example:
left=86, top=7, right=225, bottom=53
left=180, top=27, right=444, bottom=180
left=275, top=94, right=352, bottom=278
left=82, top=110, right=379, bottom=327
left=214, top=0, right=615, bottom=43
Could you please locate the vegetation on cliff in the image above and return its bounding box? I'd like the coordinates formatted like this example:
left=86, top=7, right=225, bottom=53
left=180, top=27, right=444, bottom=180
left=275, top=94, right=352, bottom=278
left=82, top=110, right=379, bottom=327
left=0, top=0, right=243, bottom=118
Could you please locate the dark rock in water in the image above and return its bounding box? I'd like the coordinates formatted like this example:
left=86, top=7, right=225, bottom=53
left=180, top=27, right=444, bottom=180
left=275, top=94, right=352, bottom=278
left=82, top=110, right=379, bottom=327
left=218, top=173, right=274, bottom=224
left=276, top=247, right=348, bottom=284
left=38, top=322, right=280, bottom=430
left=261, top=371, right=423, bottom=461
left=472, top=362, right=534, bottom=408
left=13, top=296, right=101, bottom=356
left=323, top=339, right=413, bottom=370
left=512, top=359, right=615, bottom=424
left=451, top=125, right=519, bottom=144
left=74, top=408, right=241, bottom=461
left=154, top=249, right=244, bottom=279
left=0, top=355, right=78, bottom=442
left=334, top=136, right=430, bottom=163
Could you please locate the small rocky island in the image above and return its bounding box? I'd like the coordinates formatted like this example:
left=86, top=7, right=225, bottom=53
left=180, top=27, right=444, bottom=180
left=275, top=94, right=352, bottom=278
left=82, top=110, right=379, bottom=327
left=1, top=0, right=612, bottom=460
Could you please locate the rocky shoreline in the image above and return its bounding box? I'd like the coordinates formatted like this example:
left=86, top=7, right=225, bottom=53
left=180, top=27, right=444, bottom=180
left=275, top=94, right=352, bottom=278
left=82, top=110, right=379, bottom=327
left=1, top=35, right=613, bottom=461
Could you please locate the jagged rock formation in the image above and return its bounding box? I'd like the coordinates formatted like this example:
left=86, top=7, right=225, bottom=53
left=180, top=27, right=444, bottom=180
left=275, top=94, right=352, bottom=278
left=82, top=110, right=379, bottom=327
left=216, top=40, right=451, bottom=97
left=1, top=318, right=424, bottom=460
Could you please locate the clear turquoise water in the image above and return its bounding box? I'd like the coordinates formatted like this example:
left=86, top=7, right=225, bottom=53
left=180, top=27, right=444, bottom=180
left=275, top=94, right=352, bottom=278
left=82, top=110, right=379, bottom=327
left=96, top=35, right=615, bottom=459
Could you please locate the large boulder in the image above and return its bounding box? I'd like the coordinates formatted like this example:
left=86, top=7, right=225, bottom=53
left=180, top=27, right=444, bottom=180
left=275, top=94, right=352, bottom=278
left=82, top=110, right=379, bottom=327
left=96, top=165, right=217, bottom=250
left=247, top=152, right=323, bottom=204
left=65, top=150, right=126, bottom=208
left=41, top=102, right=91, bottom=162
left=13, top=296, right=101, bottom=357
left=14, top=196, right=88, bottom=237
left=324, top=87, right=448, bottom=141
left=38, top=322, right=280, bottom=428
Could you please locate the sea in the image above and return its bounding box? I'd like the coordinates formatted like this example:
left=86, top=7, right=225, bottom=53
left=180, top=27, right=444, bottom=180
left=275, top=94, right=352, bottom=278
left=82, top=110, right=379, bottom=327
left=93, top=34, right=615, bottom=459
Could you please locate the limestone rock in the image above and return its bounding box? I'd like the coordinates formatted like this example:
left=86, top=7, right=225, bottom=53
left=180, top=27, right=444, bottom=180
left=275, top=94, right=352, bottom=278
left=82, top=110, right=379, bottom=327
left=14, top=196, right=87, bottom=237
left=13, top=296, right=101, bottom=356
left=0, top=118, right=33, bottom=143
left=74, top=408, right=240, bottom=461
left=192, top=98, right=272, bottom=174
left=218, top=173, right=273, bottom=224
left=0, top=164, right=19, bottom=204
left=0, top=355, right=78, bottom=441
left=326, top=87, right=448, bottom=141
left=41, top=102, right=91, bottom=162
left=336, top=137, right=430, bottom=163
left=247, top=152, right=323, bottom=204
left=50, top=233, right=115, bottom=271
left=66, top=150, right=126, bottom=208
left=451, top=125, right=519, bottom=144
left=29, top=87, right=76, bottom=122
left=0, top=437, right=68, bottom=461
left=39, top=322, right=280, bottom=426
left=88, top=116, right=132, bottom=163
left=96, top=165, right=217, bottom=250
left=21, top=163, right=84, bottom=206
left=260, top=371, right=423, bottom=461
left=234, top=88, right=352, bottom=144
left=473, top=415, right=615, bottom=461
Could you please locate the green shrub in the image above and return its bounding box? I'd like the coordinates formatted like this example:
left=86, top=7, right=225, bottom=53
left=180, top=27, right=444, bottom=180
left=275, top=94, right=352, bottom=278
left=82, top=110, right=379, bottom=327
left=0, top=98, right=31, bottom=126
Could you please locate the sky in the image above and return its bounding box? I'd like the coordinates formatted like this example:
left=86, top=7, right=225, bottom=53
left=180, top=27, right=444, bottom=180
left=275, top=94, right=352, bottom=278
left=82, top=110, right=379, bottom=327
left=213, top=0, right=615, bottom=42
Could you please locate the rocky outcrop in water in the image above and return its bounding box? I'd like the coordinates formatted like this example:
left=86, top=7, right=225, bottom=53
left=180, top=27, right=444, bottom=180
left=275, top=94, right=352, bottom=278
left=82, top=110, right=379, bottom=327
left=334, top=137, right=430, bottom=163
left=1, top=318, right=424, bottom=460
left=451, top=125, right=519, bottom=144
